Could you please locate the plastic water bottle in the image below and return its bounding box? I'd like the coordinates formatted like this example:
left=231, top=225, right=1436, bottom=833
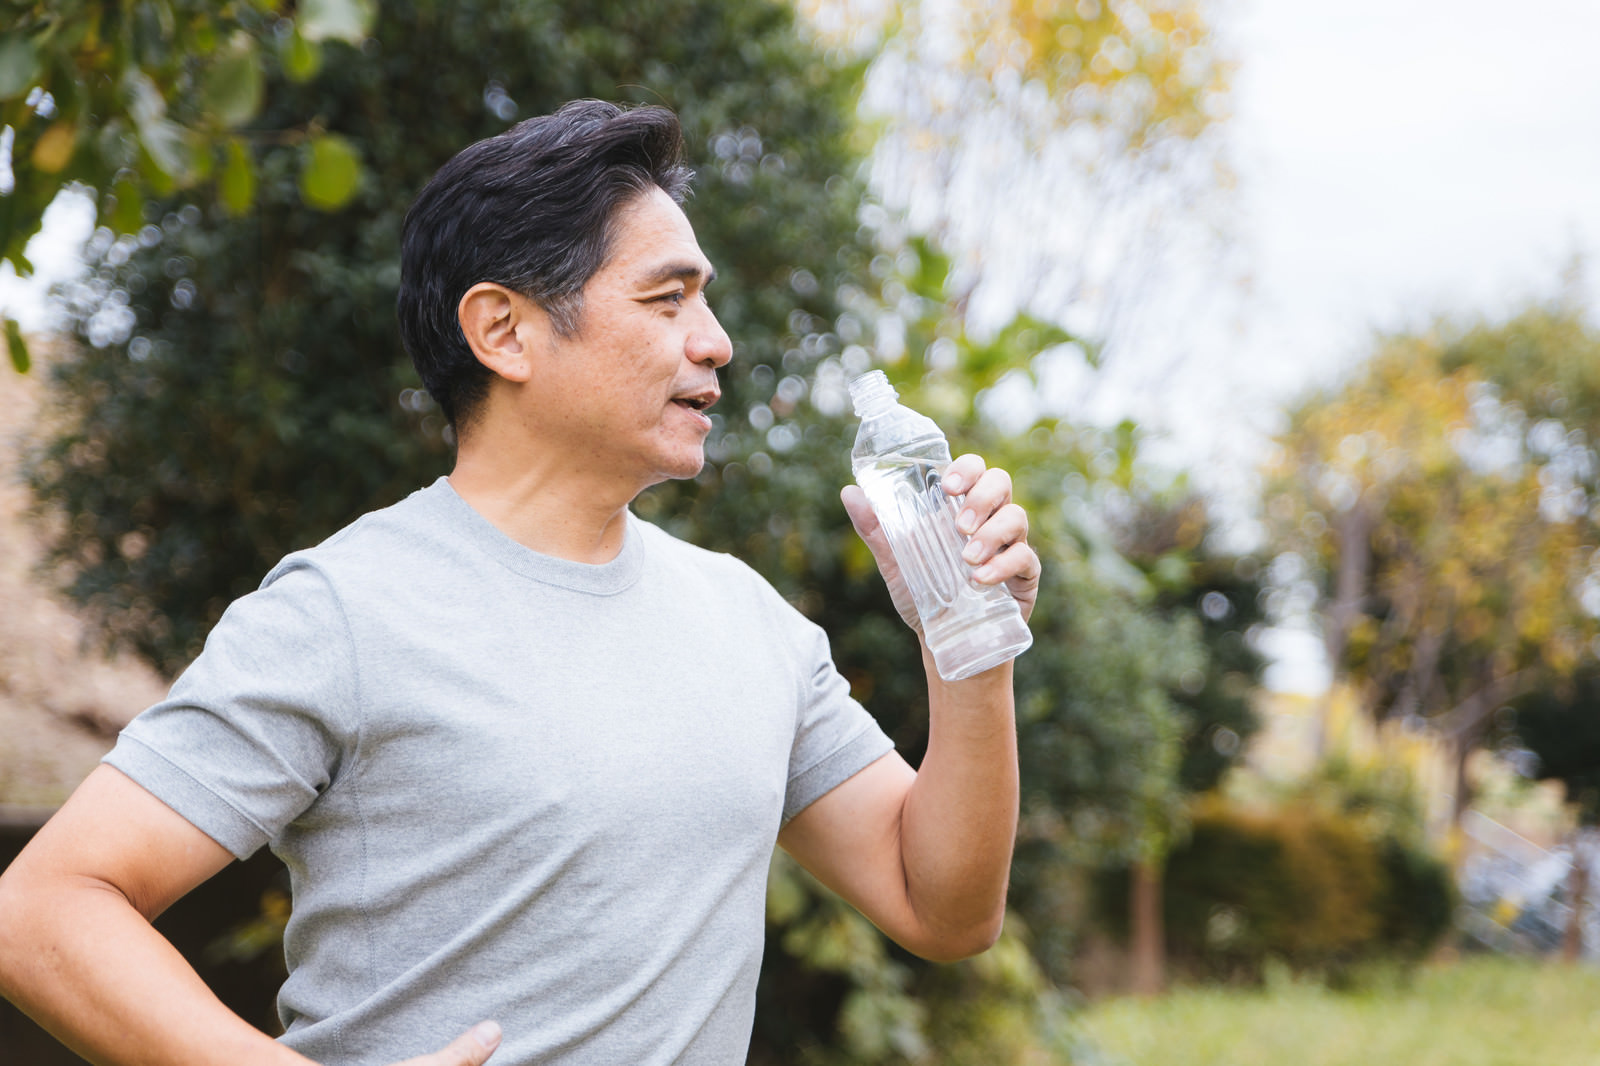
left=848, top=370, right=1033, bottom=681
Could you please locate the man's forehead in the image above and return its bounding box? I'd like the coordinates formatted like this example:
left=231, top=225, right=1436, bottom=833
left=611, top=189, right=714, bottom=276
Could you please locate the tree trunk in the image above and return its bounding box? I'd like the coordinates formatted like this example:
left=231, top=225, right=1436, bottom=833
left=1451, top=730, right=1476, bottom=828
left=1315, top=502, right=1372, bottom=757
left=1563, top=830, right=1591, bottom=963
left=1129, top=858, right=1165, bottom=996
left=1435, top=669, right=1538, bottom=828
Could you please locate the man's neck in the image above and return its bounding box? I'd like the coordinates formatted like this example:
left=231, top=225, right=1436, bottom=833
left=446, top=446, right=638, bottom=564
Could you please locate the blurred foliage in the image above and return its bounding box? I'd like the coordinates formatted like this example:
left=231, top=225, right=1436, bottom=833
left=1113, top=794, right=1454, bottom=985
left=1292, top=724, right=1456, bottom=965
left=1042, top=460, right=1266, bottom=996
left=1106, top=492, right=1265, bottom=796
left=0, top=0, right=377, bottom=369
left=1099, top=679, right=1454, bottom=985
left=0, top=0, right=374, bottom=262
left=1169, top=800, right=1384, bottom=976
left=1262, top=304, right=1600, bottom=805
left=22, top=0, right=1251, bottom=1058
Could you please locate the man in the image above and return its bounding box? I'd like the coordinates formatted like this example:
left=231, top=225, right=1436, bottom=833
left=0, top=100, right=1038, bottom=1066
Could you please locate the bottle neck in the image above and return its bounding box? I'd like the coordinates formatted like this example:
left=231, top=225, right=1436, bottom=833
left=849, top=370, right=899, bottom=420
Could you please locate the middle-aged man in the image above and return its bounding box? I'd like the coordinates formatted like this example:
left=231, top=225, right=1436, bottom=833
left=0, top=100, right=1039, bottom=1066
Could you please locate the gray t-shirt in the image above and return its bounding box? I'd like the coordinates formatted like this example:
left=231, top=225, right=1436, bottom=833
left=105, top=477, right=893, bottom=1065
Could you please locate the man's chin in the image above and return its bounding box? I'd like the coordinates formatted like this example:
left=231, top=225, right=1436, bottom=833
left=671, top=455, right=708, bottom=480
left=647, top=451, right=708, bottom=486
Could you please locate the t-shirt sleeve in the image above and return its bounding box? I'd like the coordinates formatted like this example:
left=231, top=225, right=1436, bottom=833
left=774, top=594, right=895, bottom=825
left=103, top=559, right=358, bottom=860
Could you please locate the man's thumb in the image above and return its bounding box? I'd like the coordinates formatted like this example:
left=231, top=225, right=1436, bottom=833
left=431, top=1021, right=502, bottom=1066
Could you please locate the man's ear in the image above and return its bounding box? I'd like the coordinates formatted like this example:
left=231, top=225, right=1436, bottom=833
left=458, top=283, right=544, bottom=382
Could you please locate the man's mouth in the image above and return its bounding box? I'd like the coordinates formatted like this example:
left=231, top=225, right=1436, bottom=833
left=671, top=389, right=719, bottom=414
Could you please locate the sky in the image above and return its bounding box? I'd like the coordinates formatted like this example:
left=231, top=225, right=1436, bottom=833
left=5, top=0, right=1599, bottom=687
left=1225, top=0, right=1600, bottom=387
left=1166, top=0, right=1600, bottom=443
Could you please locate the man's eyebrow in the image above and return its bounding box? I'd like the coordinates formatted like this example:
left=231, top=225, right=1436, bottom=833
left=637, top=261, right=717, bottom=288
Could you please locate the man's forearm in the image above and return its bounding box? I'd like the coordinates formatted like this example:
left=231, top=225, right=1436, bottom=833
left=0, top=873, right=307, bottom=1066
left=897, top=649, right=1020, bottom=959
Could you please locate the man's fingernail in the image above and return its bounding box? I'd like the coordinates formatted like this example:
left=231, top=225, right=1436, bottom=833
left=957, top=509, right=977, bottom=534
left=473, top=1021, right=503, bottom=1050
left=962, top=539, right=985, bottom=563
left=944, top=472, right=966, bottom=493
left=974, top=564, right=998, bottom=583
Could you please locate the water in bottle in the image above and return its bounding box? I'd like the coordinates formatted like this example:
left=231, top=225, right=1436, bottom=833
left=848, top=370, right=1033, bottom=681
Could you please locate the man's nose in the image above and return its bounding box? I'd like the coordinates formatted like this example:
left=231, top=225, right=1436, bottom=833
left=688, top=305, right=733, bottom=369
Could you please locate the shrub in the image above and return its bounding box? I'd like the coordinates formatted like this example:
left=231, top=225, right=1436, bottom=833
left=1099, top=799, right=1455, bottom=985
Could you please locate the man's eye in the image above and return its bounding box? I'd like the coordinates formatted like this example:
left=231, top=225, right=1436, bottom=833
left=657, top=291, right=685, bottom=305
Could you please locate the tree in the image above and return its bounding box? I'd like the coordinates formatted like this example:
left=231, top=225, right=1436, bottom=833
left=1262, top=303, right=1600, bottom=820
left=1105, top=489, right=1266, bottom=992
left=0, top=0, right=380, bottom=371
left=1441, top=298, right=1600, bottom=956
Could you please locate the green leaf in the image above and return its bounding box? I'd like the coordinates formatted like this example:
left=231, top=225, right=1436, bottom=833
left=280, top=30, right=323, bottom=84
left=5, top=317, right=30, bottom=373
left=108, top=176, right=145, bottom=235
left=219, top=138, right=256, bottom=215
left=120, top=69, right=196, bottom=184
left=203, top=36, right=264, bottom=127
left=298, top=133, right=361, bottom=211
left=0, top=35, right=40, bottom=99
left=297, top=0, right=377, bottom=44
left=138, top=117, right=195, bottom=182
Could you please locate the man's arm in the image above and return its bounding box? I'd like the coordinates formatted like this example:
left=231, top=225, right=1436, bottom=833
left=0, top=765, right=502, bottom=1066
left=777, top=455, right=1038, bottom=962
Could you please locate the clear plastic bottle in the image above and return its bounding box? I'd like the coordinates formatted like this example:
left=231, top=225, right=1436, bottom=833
left=848, top=370, right=1033, bottom=681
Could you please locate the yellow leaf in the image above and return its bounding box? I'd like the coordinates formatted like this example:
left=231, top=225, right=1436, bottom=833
left=30, top=121, right=76, bottom=173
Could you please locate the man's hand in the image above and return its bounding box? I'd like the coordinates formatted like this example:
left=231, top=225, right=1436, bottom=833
left=840, top=453, right=1041, bottom=633
left=392, top=1022, right=502, bottom=1066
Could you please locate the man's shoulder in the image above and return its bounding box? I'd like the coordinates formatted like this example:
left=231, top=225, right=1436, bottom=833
left=262, top=478, right=453, bottom=587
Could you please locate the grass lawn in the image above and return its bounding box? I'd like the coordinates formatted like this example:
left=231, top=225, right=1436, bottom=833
left=1075, top=956, right=1600, bottom=1066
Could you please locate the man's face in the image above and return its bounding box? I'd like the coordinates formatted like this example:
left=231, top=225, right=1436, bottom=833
left=527, top=187, right=733, bottom=493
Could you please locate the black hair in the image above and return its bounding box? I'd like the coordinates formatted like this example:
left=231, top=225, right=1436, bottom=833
left=397, top=100, right=694, bottom=430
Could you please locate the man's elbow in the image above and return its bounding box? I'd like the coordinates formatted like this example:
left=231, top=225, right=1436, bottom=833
left=901, top=907, right=1006, bottom=963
